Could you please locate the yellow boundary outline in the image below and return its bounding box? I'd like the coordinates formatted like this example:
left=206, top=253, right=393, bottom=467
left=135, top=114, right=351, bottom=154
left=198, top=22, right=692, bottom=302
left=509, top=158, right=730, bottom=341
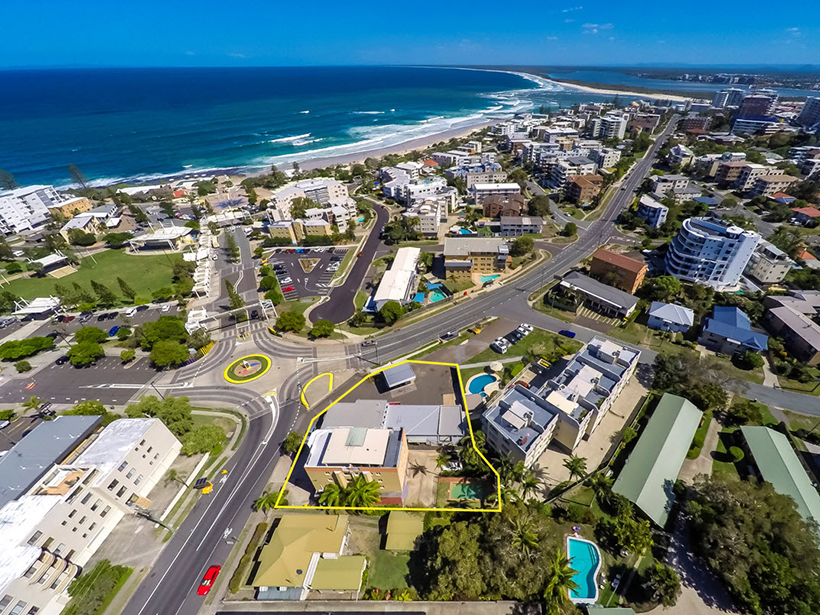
left=223, top=354, right=272, bottom=384
left=275, top=359, right=501, bottom=513
left=301, top=372, right=334, bottom=408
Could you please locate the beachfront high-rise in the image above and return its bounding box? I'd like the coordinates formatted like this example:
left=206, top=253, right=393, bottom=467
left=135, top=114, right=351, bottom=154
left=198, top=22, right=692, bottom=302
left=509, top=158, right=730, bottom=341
left=665, top=217, right=760, bottom=291
left=0, top=185, right=63, bottom=234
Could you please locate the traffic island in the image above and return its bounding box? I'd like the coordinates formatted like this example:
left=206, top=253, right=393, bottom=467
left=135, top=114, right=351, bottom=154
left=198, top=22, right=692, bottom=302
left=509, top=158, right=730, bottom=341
left=224, top=355, right=271, bottom=384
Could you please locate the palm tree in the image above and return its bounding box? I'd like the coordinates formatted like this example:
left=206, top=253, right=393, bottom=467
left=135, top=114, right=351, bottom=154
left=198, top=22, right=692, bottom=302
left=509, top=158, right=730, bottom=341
left=164, top=469, right=188, bottom=487
left=511, top=518, right=539, bottom=558
left=253, top=489, right=288, bottom=511
left=543, top=550, right=579, bottom=615
left=519, top=470, right=542, bottom=501
left=563, top=455, right=588, bottom=482
left=22, top=396, right=44, bottom=414
left=588, top=473, right=614, bottom=506
left=343, top=475, right=381, bottom=508
left=319, top=483, right=344, bottom=507
left=435, top=452, right=450, bottom=471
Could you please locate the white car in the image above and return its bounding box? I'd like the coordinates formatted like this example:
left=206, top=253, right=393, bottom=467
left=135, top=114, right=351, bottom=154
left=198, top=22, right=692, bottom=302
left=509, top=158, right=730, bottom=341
left=279, top=277, right=292, bottom=284
left=327, top=264, right=339, bottom=271
left=491, top=338, right=509, bottom=354
left=161, top=304, right=171, bottom=313
left=125, top=308, right=137, bottom=317
left=518, top=323, right=534, bottom=334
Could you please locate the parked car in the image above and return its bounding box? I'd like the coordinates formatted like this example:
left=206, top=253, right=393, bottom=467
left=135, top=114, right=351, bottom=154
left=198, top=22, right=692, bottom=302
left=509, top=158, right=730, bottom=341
left=197, top=565, right=221, bottom=596
left=440, top=331, right=458, bottom=342
left=79, top=314, right=93, bottom=323
left=558, top=329, right=576, bottom=338
left=55, top=355, right=69, bottom=365
left=161, top=304, right=171, bottom=312
left=125, top=308, right=137, bottom=317
left=62, top=315, right=75, bottom=323
left=491, top=338, right=510, bottom=354
left=282, top=286, right=295, bottom=292
left=330, top=256, right=342, bottom=262
left=45, top=332, right=59, bottom=340
left=108, top=326, right=120, bottom=337
left=279, top=277, right=292, bottom=284
left=106, top=312, right=118, bottom=320
left=518, top=323, right=533, bottom=334
left=250, top=310, right=259, bottom=319
left=136, top=305, right=149, bottom=312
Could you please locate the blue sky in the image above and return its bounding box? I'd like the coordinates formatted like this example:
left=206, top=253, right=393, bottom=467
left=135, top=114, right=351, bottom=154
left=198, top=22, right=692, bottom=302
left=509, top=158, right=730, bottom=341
left=2, top=0, right=818, bottom=68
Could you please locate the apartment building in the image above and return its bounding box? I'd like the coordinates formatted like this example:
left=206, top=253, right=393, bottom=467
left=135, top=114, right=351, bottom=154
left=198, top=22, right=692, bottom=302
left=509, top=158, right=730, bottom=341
left=665, top=217, right=761, bottom=291
left=551, top=157, right=597, bottom=187
left=651, top=174, right=690, bottom=193
left=403, top=200, right=442, bottom=236
left=588, top=113, right=628, bottom=140
left=268, top=220, right=305, bottom=244
left=764, top=291, right=820, bottom=365
left=636, top=195, right=668, bottom=229
left=443, top=237, right=510, bottom=279
left=627, top=113, right=660, bottom=135
left=0, top=186, right=63, bottom=234
left=499, top=216, right=542, bottom=237
left=589, top=249, right=647, bottom=294
left=269, top=178, right=354, bottom=221
left=668, top=144, right=694, bottom=167
left=395, top=161, right=423, bottom=180
left=472, top=183, right=521, bottom=205
left=304, top=427, right=409, bottom=505
left=463, top=171, right=507, bottom=190
left=564, top=175, right=603, bottom=205
left=372, top=247, right=420, bottom=310
left=589, top=147, right=621, bottom=169
left=482, top=337, right=639, bottom=467
left=798, top=97, right=820, bottom=129
left=749, top=174, right=799, bottom=198
left=482, top=194, right=525, bottom=218
left=0, top=417, right=180, bottom=615
left=47, top=197, right=92, bottom=220
left=744, top=240, right=795, bottom=284
left=737, top=93, right=778, bottom=119
left=712, top=88, right=746, bottom=109
left=734, top=163, right=774, bottom=192
left=680, top=116, right=711, bottom=133
left=732, top=118, right=783, bottom=135
left=715, top=160, right=747, bottom=187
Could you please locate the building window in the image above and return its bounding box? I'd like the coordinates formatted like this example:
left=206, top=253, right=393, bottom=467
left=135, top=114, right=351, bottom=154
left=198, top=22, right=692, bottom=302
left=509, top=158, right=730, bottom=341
left=116, top=486, right=127, bottom=498
left=89, top=523, right=96, bottom=531
left=68, top=509, right=77, bottom=518
left=147, top=446, right=153, bottom=453
left=26, top=606, right=40, bottom=615
left=23, top=565, right=37, bottom=579
left=0, top=596, right=12, bottom=611
left=83, top=469, right=98, bottom=485
left=134, top=474, right=143, bottom=485
left=27, top=531, right=42, bottom=546
left=91, top=499, right=101, bottom=511
left=60, top=521, right=67, bottom=527
left=107, top=480, right=118, bottom=491
left=79, top=516, right=86, bottom=525
left=139, top=439, right=146, bottom=446
left=101, top=506, right=111, bottom=517
left=118, top=462, right=128, bottom=472
left=126, top=468, right=135, bottom=480
left=9, top=601, right=27, bottom=615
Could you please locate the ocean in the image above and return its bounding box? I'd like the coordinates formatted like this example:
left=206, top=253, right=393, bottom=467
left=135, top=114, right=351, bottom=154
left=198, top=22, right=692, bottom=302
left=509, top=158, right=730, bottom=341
left=0, top=66, right=617, bottom=188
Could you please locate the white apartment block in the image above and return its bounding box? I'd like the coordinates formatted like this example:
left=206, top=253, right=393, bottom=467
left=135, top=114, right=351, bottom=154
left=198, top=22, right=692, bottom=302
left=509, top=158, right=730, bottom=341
left=589, top=113, right=628, bottom=140
left=269, top=178, right=354, bottom=221
left=372, top=247, right=420, bottom=310
left=745, top=240, right=794, bottom=284
left=395, top=161, right=424, bottom=180
left=464, top=171, right=508, bottom=190
left=0, top=417, right=180, bottom=615
left=651, top=174, right=690, bottom=193
left=589, top=147, right=622, bottom=169
left=472, top=183, right=521, bottom=205
left=403, top=200, right=442, bottom=236
left=536, top=126, right=580, bottom=143
left=665, top=217, right=761, bottom=291
left=0, top=185, right=62, bottom=234
left=551, top=157, right=597, bottom=187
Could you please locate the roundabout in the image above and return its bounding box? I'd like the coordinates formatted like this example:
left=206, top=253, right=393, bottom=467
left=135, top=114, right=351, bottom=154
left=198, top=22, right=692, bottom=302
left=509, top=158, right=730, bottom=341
left=224, top=354, right=272, bottom=384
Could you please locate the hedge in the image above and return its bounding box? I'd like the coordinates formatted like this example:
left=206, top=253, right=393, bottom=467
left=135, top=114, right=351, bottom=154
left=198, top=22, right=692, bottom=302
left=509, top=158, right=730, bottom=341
left=229, top=522, right=268, bottom=593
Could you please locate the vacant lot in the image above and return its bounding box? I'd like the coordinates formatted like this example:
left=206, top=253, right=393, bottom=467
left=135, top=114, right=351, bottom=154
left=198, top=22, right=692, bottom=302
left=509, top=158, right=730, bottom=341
left=3, top=249, right=182, bottom=302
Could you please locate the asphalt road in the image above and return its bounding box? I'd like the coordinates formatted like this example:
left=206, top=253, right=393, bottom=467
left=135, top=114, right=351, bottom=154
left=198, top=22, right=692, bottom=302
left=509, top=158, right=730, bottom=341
left=121, top=389, right=302, bottom=615
left=311, top=202, right=390, bottom=323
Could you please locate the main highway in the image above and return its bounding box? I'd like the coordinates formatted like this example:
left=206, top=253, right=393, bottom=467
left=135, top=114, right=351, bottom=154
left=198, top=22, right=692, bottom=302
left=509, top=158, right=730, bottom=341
left=120, top=116, right=682, bottom=615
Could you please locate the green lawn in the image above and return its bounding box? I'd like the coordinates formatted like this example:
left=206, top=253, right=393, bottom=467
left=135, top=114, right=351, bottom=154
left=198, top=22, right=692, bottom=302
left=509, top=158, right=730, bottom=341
left=782, top=409, right=820, bottom=433
left=569, top=208, right=585, bottom=219
left=464, top=328, right=582, bottom=365
left=777, top=368, right=820, bottom=395
left=354, top=290, right=369, bottom=310
left=332, top=246, right=358, bottom=281
left=367, top=551, right=410, bottom=589
left=442, top=278, right=474, bottom=294
left=1, top=249, right=182, bottom=303
left=709, top=355, right=764, bottom=385
left=712, top=427, right=740, bottom=478
left=531, top=301, right=575, bottom=322
left=191, top=413, right=234, bottom=435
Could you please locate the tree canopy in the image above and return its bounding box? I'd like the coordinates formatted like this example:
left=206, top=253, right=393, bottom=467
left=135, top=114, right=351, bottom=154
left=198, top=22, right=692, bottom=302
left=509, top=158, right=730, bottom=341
left=181, top=424, right=225, bottom=455
left=149, top=339, right=190, bottom=367
left=75, top=326, right=108, bottom=344
left=379, top=300, right=405, bottom=325
left=136, top=316, right=187, bottom=350
left=67, top=341, right=104, bottom=367
left=126, top=395, right=193, bottom=437
left=275, top=311, right=305, bottom=333
left=310, top=319, right=334, bottom=338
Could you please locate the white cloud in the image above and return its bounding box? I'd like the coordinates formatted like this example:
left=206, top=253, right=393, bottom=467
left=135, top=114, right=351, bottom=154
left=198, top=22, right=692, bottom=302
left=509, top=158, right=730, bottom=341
left=562, top=6, right=583, bottom=12
left=787, top=27, right=800, bottom=31
left=565, top=18, right=575, bottom=22
left=582, top=22, right=598, bottom=28
left=600, top=23, right=614, bottom=29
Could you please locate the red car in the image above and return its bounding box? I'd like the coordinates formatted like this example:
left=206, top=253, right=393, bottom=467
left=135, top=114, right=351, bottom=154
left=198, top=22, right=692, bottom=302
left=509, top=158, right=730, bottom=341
left=197, top=565, right=221, bottom=596
left=282, top=286, right=295, bottom=292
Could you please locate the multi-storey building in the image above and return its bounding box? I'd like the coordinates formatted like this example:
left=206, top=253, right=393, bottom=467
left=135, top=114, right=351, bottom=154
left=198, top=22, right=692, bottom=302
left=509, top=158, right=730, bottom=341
left=588, top=113, right=628, bottom=140
left=748, top=174, right=799, bottom=198
left=269, top=178, right=354, bottom=221
left=589, top=249, right=648, bottom=294
left=665, top=217, right=760, bottom=291
left=499, top=216, right=543, bottom=237
left=651, top=174, right=690, bottom=193
left=680, top=116, right=711, bottom=133
left=372, top=247, right=420, bottom=310
left=588, top=147, right=621, bottom=169
left=668, top=144, right=694, bottom=167
left=734, top=163, right=774, bottom=192
left=551, top=157, right=597, bottom=187
left=0, top=417, right=180, bottom=615
left=46, top=197, right=92, bottom=220
left=482, top=337, right=639, bottom=467
left=636, top=195, right=668, bottom=229
left=737, top=93, right=778, bottom=119
left=0, top=185, right=64, bottom=234
left=443, top=237, right=510, bottom=279
left=482, top=194, right=526, bottom=218
left=403, top=200, right=442, bottom=236
left=715, top=160, right=747, bottom=186
left=744, top=240, right=794, bottom=284
left=472, top=183, right=521, bottom=205
left=464, top=171, right=508, bottom=190
left=798, top=97, right=820, bottom=129
left=564, top=175, right=603, bottom=205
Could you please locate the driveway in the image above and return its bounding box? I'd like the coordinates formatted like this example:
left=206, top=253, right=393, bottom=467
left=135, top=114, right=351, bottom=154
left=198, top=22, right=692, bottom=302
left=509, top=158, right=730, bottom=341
left=311, top=201, right=390, bottom=324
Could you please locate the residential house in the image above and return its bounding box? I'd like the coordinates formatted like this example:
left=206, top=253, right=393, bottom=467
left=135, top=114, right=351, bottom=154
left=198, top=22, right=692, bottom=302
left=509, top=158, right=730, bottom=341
left=483, top=337, right=639, bottom=467
left=668, top=144, right=695, bottom=167
left=613, top=394, right=702, bottom=526
left=59, top=214, right=103, bottom=242
left=647, top=302, right=694, bottom=333
left=763, top=291, right=820, bottom=365
left=482, top=194, right=526, bottom=218
left=792, top=206, right=820, bottom=226
left=698, top=306, right=768, bottom=355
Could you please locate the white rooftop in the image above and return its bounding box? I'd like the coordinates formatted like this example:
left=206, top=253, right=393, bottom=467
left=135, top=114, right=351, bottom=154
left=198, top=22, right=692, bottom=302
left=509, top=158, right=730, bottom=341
left=313, top=428, right=390, bottom=466
left=75, top=418, right=156, bottom=483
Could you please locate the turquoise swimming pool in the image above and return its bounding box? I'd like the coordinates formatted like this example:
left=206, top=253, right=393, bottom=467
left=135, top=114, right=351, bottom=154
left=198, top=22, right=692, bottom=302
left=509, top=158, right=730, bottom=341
left=479, top=274, right=500, bottom=283
left=567, top=537, right=601, bottom=604
left=429, top=289, right=447, bottom=302
left=356, top=215, right=365, bottom=223
left=458, top=228, right=472, bottom=234
left=450, top=482, right=488, bottom=500
left=468, top=374, right=497, bottom=394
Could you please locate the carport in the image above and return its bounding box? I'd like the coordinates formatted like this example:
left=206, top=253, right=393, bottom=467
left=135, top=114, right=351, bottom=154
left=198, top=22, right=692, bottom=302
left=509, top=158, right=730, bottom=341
left=382, top=363, right=416, bottom=390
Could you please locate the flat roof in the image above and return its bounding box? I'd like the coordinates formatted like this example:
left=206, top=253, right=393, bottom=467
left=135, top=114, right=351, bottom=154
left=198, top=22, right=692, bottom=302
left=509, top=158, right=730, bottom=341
left=373, top=269, right=414, bottom=304
left=472, top=183, right=521, bottom=190
left=75, top=418, right=157, bottom=483
left=443, top=237, right=508, bottom=257
left=0, top=416, right=101, bottom=510
left=382, top=363, right=416, bottom=388
left=316, top=428, right=391, bottom=466
left=741, top=426, right=820, bottom=529
left=613, top=394, right=701, bottom=526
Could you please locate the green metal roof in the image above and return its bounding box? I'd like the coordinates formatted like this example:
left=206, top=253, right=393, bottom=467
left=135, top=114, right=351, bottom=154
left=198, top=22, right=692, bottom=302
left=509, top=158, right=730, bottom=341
left=385, top=512, right=425, bottom=551
left=311, top=556, right=366, bottom=591
left=613, top=393, right=702, bottom=526
left=741, top=426, right=820, bottom=528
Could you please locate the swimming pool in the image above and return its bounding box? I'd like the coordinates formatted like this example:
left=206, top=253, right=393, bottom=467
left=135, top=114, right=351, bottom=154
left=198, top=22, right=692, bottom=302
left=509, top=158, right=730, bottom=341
left=429, top=289, right=447, bottom=302
left=468, top=373, right=497, bottom=394
left=566, top=537, right=602, bottom=604
left=356, top=215, right=365, bottom=223
left=450, top=482, right=487, bottom=500
left=458, top=228, right=472, bottom=234
left=479, top=274, right=500, bottom=284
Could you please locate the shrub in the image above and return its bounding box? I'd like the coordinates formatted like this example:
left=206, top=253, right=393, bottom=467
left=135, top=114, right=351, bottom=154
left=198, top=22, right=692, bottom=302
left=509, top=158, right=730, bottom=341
left=181, top=424, right=226, bottom=455
left=729, top=446, right=745, bottom=463
left=0, top=336, right=54, bottom=360
left=275, top=311, right=305, bottom=333
left=14, top=360, right=31, bottom=373
left=228, top=523, right=268, bottom=593
left=120, top=349, right=136, bottom=363
left=63, top=560, right=133, bottom=615
left=75, top=326, right=108, bottom=344
left=734, top=350, right=764, bottom=371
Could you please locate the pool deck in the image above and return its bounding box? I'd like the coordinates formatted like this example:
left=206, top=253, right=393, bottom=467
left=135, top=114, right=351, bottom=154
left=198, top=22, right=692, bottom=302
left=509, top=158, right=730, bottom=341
left=566, top=535, right=602, bottom=605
